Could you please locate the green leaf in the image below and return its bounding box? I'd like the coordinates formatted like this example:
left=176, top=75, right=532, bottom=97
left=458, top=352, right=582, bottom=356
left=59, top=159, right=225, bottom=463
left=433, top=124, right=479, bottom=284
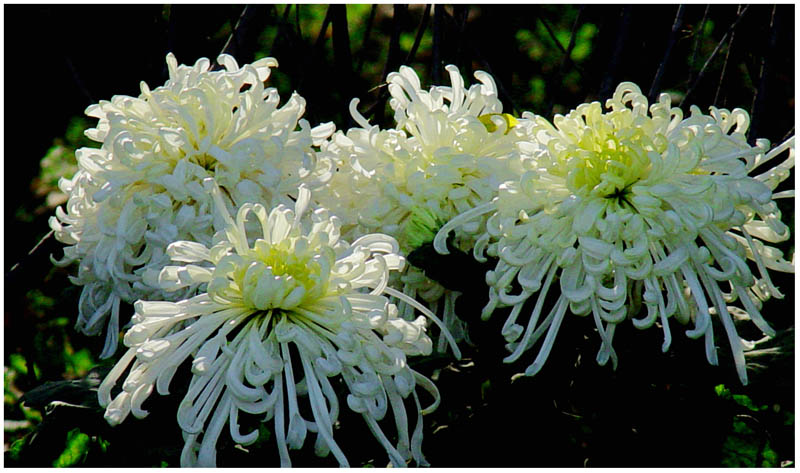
left=703, top=19, right=715, bottom=37
left=65, top=348, right=95, bottom=378
left=52, top=428, right=91, bottom=467
left=732, top=394, right=767, bottom=412
left=9, top=438, right=26, bottom=461
left=714, top=383, right=730, bottom=399
left=761, top=442, right=779, bottom=467
left=9, top=354, right=29, bottom=376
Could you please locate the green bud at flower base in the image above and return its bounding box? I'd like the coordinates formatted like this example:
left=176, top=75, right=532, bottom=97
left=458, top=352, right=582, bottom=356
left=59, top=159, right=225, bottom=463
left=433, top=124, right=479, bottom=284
left=405, top=206, right=445, bottom=250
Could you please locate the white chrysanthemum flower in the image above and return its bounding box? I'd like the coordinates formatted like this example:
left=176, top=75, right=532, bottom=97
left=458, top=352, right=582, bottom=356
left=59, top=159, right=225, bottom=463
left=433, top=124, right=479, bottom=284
left=98, top=180, right=457, bottom=467
left=49, top=53, right=335, bottom=357
left=436, top=82, right=794, bottom=384
left=316, top=65, right=532, bottom=352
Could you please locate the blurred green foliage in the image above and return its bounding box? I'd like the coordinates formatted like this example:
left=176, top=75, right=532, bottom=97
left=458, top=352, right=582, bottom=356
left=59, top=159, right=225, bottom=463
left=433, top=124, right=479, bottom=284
left=715, top=384, right=793, bottom=467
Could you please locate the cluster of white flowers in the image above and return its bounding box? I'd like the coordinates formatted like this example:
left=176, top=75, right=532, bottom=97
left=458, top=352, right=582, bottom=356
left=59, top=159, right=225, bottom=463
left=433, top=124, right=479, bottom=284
left=50, top=54, right=334, bottom=357
left=49, top=53, right=793, bottom=467
left=100, top=180, right=446, bottom=466
left=436, top=82, right=794, bottom=384
left=316, top=65, right=533, bottom=352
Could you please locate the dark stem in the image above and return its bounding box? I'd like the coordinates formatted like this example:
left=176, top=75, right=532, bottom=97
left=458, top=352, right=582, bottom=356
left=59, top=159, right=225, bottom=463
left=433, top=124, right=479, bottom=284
left=466, top=43, right=521, bottom=117
left=294, top=3, right=301, bottom=37
left=6, top=230, right=55, bottom=277
left=364, top=4, right=407, bottom=123
left=331, top=5, right=353, bottom=80
left=432, top=4, right=443, bottom=84
left=63, top=56, right=94, bottom=106
left=216, top=5, right=266, bottom=66
left=599, top=6, right=632, bottom=99
left=679, top=4, right=750, bottom=108
left=748, top=5, right=779, bottom=145
left=649, top=5, right=685, bottom=102
left=295, top=6, right=333, bottom=93
left=314, top=5, right=334, bottom=51
left=544, top=7, right=584, bottom=118
left=281, top=4, right=292, bottom=25
left=538, top=12, right=586, bottom=76
left=355, top=4, right=378, bottom=74
left=381, top=4, right=407, bottom=82
left=453, top=5, right=469, bottom=72
left=437, top=7, right=521, bottom=115
left=331, top=5, right=354, bottom=128
left=713, top=4, right=742, bottom=106
left=688, top=5, right=711, bottom=85
left=404, top=4, right=432, bottom=64
left=779, top=126, right=795, bottom=145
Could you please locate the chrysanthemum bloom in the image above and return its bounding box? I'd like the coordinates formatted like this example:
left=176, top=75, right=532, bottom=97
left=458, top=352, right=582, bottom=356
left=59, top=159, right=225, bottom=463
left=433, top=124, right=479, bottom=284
left=316, top=65, right=532, bottom=351
left=436, top=82, right=794, bottom=384
left=98, top=180, right=455, bottom=467
left=49, top=53, right=334, bottom=357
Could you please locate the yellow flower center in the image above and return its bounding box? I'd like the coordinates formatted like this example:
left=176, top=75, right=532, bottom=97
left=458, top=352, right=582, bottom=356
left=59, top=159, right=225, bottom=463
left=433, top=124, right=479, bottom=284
left=556, top=110, right=667, bottom=201
left=213, top=237, right=331, bottom=312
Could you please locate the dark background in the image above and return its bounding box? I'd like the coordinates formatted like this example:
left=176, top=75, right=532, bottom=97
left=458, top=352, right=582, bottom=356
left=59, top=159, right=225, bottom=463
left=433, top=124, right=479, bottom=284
left=4, top=4, right=795, bottom=467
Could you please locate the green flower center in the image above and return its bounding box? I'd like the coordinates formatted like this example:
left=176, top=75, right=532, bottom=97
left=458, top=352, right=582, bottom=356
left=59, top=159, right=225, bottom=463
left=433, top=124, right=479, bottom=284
left=404, top=206, right=445, bottom=250
left=562, top=124, right=664, bottom=200
left=189, top=153, right=218, bottom=171
left=212, top=237, right=331, bottom=312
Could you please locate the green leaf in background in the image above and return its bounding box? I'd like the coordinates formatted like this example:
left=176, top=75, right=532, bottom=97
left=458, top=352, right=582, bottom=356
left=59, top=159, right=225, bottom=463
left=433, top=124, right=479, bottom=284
left=52, top=428, right=91, bottom=467
left=8, top=353, right=41, bottom=380
left=732, top=394, right=768, bottom=412
left=715, top=384, right=785, bottom=468
left=570, top=23, right=597, bottom=62
left=8, top=438, right=26, bottom=462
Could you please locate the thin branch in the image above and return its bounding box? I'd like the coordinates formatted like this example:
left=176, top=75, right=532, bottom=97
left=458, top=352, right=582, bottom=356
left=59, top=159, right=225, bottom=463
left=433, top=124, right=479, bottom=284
left=780, top=126, right=795, bottom=145
left=713, top=4, right=743, bottom=106
left=364, top=4, right=407, bottom=122
left=748, top=5, right=779, bottom=145
left=432, top=4, right=443, bottom=83
left=599, top=6, right=632, bottom=98
left=294, top=4, right=301, bottom=37
left=355, top=4, right=378, bottom=74
left=6, top=230, right=55, bottom=276
left=688, top=5, right=711, bottom=85
left=438, top=7, right=520, bottom=116
left=538, top=13, right=585, bottom=76
left=380, top=4, right=406, bottom=82
left=281, top=4, right=292, bottom=25
left=679, top=4, right=750, bottom=108
left=295, top=6, right=333, bottom=92
left=331, top=4, right=354, bottom=127
left=544, top=7, right=584, bottom=118
left=313, top=5, right=334, bottom=51
left=649, top=5, right=686, bottom=102
left=468, top=46, right=521, bottom=117
left=331, top=5, right=353, bottom=75
left=271, top=5, right=293, bottom=53
left=63, top=56, right=94, bottom=106
left=453, top=5, right=469, bottom=71
left=404, top=4, right=432, bottom=64
left=216, top=5, right=262, bottom=65
left=166, top=4, right=177, bottom=63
